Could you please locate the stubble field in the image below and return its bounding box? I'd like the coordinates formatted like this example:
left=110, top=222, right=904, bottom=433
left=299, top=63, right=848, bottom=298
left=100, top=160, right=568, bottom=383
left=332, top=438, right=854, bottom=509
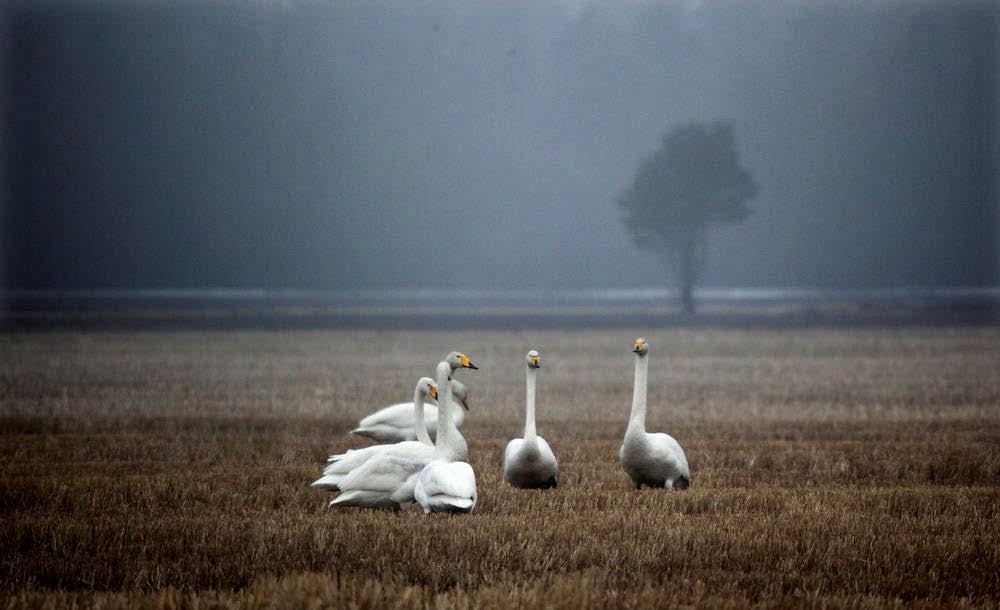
left=1, top=327, right=999, bottom=608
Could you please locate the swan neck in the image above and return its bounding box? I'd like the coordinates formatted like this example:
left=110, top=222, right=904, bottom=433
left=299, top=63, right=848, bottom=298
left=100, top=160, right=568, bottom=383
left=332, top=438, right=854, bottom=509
left=435, top=365, right=456, bottom=452
left=627, top=353, right=648, bottom=435
left=413, top=386, right=432, bottom=446
left=524, top=366, right=537, bottom=443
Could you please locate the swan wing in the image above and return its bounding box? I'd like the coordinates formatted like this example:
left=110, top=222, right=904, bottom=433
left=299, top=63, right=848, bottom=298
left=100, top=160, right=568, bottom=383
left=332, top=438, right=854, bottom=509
left=648, top=432, right=690, bottom=477
left=503, top=438, right=524, bottom=468
left=352, top=403, right=441, bottom=442
left=535, top=436, right=559, bottom=472
left=357, top=402, right=414, bottom=429
left=418, top=461, right=477, bottom=500
left=329, top=452, right=433, bottom=509
left=337, top=453, right=430, bottom=493
left=323, top=441, right=428, bottom=476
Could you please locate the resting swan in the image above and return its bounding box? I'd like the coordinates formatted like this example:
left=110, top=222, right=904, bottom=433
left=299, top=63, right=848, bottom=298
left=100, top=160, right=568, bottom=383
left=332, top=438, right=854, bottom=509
left=350, top=380, right=470, bottom=443
left=414, top=360, right=478, bottom=513
left=335, top=360, right=475, bottom=511
left=315, top=351, right=478, bottom=488
left=503, top=350, right=558, bottom=489
left=619, top=338, right=690, bottom=490
left=311, top=376, right=437, bottom=491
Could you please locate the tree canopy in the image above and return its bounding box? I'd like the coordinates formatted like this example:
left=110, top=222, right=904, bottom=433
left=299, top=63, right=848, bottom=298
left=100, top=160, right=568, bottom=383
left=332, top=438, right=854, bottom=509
left=619, top=122, right=758, bottom=245
left=618, top=122, right=758, bottom=312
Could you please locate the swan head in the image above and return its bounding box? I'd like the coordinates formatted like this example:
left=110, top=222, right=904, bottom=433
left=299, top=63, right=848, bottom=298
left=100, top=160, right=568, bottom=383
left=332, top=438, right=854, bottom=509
left=632, top=338, right=649, bottom=357
left=417, top=377, right=438, bottom=401
left=445, top=351, right=479, bottom=371
left=526, top=350, right=541, bottom=369
left=451, top=380, right=471, bottom=411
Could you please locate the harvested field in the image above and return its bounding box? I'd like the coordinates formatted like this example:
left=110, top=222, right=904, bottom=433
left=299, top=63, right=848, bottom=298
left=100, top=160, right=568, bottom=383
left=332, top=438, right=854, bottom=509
left=1, top=328, right=999, bottom=608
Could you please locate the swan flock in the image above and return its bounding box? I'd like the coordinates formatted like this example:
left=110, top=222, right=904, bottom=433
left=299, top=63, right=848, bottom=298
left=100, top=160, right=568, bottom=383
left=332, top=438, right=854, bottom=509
left=313, top=339, right=688, bottom=513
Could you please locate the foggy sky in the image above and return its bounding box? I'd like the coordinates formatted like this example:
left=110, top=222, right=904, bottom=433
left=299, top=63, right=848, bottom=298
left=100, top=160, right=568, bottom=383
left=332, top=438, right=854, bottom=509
left=4, top=0, right=998, bottom=290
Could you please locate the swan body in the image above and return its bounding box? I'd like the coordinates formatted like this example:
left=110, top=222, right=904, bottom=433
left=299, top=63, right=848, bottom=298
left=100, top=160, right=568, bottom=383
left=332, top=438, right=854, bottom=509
left=414, top=460, right=477, bottom=513
left=328, top=360, right=476, bottom=510
left=329, top=454, right=425, bottom=510
left=619, top=338, right=690, bottom=490
left=312, top=377, right=437, bottom=492
left=315, top=440, right=437, bottom=491
left=351, top=380, right=469, bottom=443
left=503, top=350, right=558, bottom=489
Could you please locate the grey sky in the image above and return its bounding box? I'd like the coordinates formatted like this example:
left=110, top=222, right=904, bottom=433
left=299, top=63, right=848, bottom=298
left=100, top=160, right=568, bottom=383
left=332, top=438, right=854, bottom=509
left=5, top=0, right=998, bottom=290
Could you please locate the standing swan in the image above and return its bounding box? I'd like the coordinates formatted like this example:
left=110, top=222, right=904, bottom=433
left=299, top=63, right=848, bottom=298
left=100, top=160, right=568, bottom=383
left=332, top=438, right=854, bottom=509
left=619, top=338, right=690, bottom=490
left=414, top=360, right=478, bottom=513
left=503, top=350, right=558, bottom=489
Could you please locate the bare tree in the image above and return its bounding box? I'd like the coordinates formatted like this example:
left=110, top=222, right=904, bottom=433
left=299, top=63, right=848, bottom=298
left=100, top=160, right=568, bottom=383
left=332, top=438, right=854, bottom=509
left=618, top=122, right=759, bottom=314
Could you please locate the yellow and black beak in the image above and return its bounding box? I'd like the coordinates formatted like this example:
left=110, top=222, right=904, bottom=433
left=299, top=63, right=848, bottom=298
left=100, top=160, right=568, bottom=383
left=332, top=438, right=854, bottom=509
left=460, top=354, right=479, bottom=370
left=529, top=355, right=540, bottom=369
left=428, top=385, right=439, bottom=401
left=632, top=339, right=646, bottom=353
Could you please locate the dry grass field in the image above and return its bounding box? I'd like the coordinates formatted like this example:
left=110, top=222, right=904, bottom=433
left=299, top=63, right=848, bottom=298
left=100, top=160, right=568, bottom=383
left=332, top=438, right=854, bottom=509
left=1, top=327, right=999, bottom=608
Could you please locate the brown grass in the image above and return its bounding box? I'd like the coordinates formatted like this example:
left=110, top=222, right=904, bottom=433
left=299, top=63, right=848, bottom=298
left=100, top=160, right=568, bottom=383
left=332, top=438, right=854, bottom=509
left=1, top=328, right=999, bottom=608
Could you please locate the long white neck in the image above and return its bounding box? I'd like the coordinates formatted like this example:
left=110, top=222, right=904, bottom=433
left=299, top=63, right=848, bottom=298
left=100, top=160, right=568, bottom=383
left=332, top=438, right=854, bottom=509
left=627, top=353, right=648, bottom=436
left=434, top=362, right=456, bottom=454
left=524, top=366, right=537, bottom=444
left=413, top=386, right=432, bottom=446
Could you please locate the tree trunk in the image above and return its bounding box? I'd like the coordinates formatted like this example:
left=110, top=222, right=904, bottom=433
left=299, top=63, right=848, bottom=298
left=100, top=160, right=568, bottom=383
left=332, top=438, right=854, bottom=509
left=678, top=236, right=696, bottom=315
left=660, top=230, right=705, bottom=316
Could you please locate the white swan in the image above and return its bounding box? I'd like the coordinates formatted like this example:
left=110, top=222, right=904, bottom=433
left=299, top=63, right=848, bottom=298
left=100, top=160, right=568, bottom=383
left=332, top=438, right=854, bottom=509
left=414, top=361, right=477, bottom=513
left=311, top=377, right=437, bottom=492
left=503, top=350, right=558, bottom=489
left=334, top=360, right=475, bottom=510
left=619, top=338, right=690, bottom=490
left=319, top=350, right=478, bottom=471
left=414, top=460, right=477, bottom=513
left=350, top=380, right=470, bottom=443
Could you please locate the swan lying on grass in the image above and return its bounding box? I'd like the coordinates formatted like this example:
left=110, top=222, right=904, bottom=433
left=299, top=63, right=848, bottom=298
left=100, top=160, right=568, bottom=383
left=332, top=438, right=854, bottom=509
left=350, top=380, right=470, bottom=443
left=333, top=360, right=476, bottom=511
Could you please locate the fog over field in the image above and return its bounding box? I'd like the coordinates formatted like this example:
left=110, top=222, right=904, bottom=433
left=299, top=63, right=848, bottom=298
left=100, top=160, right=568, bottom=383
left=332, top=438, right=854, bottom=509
left=4, top=0, right=998, bottom=292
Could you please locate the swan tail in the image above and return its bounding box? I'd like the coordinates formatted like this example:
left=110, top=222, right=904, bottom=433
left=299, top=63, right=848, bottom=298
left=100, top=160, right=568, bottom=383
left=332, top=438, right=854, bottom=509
left=311, top=474, right=342, bottom=491
left=329, top=490, right=363, bottom=506
left=327, top=447, right=362, bottom=462
left=329, top=490, right=398, bottom=510
left=427, top=495, right=475, bottom=512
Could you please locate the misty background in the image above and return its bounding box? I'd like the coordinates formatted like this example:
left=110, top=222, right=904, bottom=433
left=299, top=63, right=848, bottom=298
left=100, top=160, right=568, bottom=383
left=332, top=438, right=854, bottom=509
left=3, top=0, right=998, bottom=294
